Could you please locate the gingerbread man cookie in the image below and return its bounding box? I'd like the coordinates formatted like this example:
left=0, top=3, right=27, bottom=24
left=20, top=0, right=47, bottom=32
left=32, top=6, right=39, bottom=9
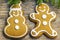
left=30, top=3, right=57, bottom=38
left=4, top=2, right=28, bottom=38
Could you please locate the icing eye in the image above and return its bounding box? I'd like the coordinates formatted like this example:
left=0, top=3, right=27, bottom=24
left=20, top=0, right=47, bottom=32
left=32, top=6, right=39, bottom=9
left=44, top=6, right=46, bottom=8
left=13, top=11, right=15, bottom=13
left=39, top=7, right=41, bottom=8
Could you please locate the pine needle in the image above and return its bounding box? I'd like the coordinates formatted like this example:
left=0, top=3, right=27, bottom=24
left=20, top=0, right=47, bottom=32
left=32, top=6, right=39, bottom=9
left=8, top=0, right=21, bottom=5
left=37, top=0, right=43, bottom=5
left=50, top=0, right=55, bottom=5
left=57, top=0, right=60, bottom=8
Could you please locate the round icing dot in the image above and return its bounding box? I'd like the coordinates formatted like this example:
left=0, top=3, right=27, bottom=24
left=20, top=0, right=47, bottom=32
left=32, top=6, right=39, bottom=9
left=39, top=7, right=41, bottom=8
left=15, top=25, right=19, bottom=30
left=42, top=14, right=47, bottom=19
left=44, top=6, right=46, bottom=8
left=43, top=21, right=47, bottom=25
left=15, top=19, right=19, bottom=23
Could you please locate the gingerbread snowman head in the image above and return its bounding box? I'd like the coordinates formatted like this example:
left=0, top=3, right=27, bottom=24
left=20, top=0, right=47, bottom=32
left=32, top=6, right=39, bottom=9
left=10, top=2, right=22, bottom=16
left=36, top=3, right=49, bottom=13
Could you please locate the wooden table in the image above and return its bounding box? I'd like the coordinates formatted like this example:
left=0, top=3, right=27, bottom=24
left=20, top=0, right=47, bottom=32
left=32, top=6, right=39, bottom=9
left=0, top=0, right=60, bottom=40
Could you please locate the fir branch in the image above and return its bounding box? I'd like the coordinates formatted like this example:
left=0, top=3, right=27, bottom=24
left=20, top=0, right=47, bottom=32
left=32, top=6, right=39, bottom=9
left=7, top=0, right=60, bottom=8
left=44, top=0, right=49, bottom=2
left=37, top=0, right=43, bottom=5
left=8, top=0, right=21, bottom=5
left=46, top=0, right=49, bottom=2
left=57, top=0, right=60, bottom=8
left=50, top=0, right=55, bottom=5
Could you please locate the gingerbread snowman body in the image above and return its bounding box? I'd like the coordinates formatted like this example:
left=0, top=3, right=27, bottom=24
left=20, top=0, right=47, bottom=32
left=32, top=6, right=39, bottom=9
left=4, top=3, right=28, bottom=38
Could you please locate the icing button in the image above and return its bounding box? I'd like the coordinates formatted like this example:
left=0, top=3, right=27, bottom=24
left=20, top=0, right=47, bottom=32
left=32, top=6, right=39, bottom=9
left=15, top=19, right=19, bottom=24
left=15, top=25, right=19, bottom=30
left=42, top=14, right=47, bottom=19
left=43, top=21, right=47, bottom=26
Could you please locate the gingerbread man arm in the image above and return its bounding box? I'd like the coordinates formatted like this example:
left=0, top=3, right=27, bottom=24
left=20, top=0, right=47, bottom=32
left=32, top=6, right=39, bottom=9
left=49, top=11, right=56, bottom=19
left=30, top=13, right=39, bottom=20
left=30, top=13, right=35, bottom=19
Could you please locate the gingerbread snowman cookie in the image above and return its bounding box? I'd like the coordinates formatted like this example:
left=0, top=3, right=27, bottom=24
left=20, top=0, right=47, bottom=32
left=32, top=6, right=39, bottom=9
left=4, top=2, right=28, bottom=38
left=30, top=3, right=57, bottom=38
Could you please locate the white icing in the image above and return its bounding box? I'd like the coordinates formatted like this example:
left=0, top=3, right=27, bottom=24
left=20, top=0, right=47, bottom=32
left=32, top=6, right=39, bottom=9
left=42, top=14, right=47, bottom=19
left=44, top=6, right=46, bottom=8
left=39, top=7, right=41, bottom=8
left=15, top=25, right=19, bottom=30
left=40, top=9, right=46, bottom=12
left=39, top=6, right=46, bottom=12
left=13, top=11, right=15, bottom=13
left=43, top=21, right=47, bottom=25
left=15, top=19, right=19, bottom=23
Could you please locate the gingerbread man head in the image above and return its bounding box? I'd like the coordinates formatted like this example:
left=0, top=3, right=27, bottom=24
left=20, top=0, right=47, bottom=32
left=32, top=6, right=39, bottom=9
left=36, top=3, right=49, bottom=13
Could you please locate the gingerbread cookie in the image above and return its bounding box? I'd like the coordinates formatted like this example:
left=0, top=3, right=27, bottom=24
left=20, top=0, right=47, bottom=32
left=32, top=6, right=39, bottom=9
left=30, top=3, right=57, bottom=38
left=4, top=2, right=28, bottom=38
